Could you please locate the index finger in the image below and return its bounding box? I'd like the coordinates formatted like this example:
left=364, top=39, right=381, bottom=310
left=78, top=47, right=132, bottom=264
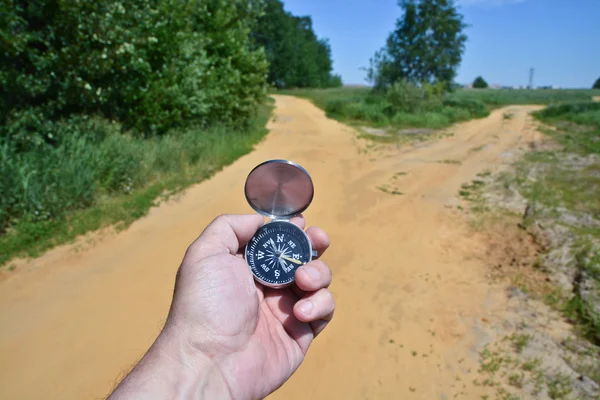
left=183, top=214, right=264, bottom=264
left=288, top=217, right=330, bottom=259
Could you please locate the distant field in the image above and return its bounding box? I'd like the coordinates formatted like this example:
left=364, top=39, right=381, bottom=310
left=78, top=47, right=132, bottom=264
left=280, top=87, right=600, bottom=107
left=277, top=87, right=600, bottom=134
left=448, top=88, right=600, bottom=105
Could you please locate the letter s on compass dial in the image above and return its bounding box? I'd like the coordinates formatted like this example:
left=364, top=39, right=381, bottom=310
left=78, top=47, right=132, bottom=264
left=245, top=220, right=312, bottom=288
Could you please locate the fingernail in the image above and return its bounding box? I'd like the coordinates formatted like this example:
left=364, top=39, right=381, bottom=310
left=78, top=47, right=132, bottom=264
left=303, top=265, right=320, bottom=280
left=299, top=300, right=313, bottom=314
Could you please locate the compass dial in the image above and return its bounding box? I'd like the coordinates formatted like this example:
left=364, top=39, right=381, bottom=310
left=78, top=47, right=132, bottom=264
left=245, top=221, right=312, bottom=288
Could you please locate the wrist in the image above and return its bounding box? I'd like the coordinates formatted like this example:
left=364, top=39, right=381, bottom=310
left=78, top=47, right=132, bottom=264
left=153, top=324, right=234, bottom=399
left=109, top=324, right=233, bottom=400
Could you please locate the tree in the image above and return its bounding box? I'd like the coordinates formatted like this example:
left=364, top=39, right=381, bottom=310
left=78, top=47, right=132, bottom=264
left=1, top=0, right=268, bottom=143
left=473, top=76, right=488, bottom=89
left=367, top=0, right=467, bottom=90
left=252, top=0, right=341, bottom=88
left=593, top=77, right=600, bottom=89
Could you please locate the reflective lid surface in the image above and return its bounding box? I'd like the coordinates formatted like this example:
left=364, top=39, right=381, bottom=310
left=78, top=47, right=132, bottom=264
left=244, top=160, right=314, bottom=219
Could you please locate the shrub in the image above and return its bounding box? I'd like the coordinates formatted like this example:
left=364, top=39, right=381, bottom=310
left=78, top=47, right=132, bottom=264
left=0, top=108, right=272, bottom=235
left=0, top=0, right=268, bottom=141
left=440, top=106, right=471, bottom=123
left=473, top=76, right=489, bottom=89
left=325, top=99, right=350, bottom=118
left=442, top=98, right=487, bottom=117
left=535, top=102, right=600, bottom=120
left=385, top=80, right=444, bottom=113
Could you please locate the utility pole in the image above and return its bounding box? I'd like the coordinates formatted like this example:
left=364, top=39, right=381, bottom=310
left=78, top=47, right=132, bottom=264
left=528, top=67, right=534, bottom=89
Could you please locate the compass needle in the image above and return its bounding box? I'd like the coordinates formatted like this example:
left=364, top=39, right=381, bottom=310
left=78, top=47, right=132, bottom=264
left=281, top=255, right=303, bottom=265
left=269, top=238, right=278, bottom=253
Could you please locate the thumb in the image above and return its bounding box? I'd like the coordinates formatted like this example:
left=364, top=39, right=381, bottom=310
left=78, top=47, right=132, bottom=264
left=182, top=214, right=264, bottom=265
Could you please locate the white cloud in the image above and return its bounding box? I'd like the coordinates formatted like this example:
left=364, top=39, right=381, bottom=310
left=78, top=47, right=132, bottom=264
left=457, top=0, right=530, bottom=7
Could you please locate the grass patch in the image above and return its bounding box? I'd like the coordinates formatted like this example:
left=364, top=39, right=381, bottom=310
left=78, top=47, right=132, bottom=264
left=277, top=87, right=600, bottom=132
left=508, top=333, right=532, bottom=354
left=449, top=88, right=600, bottom=106
left=357, top=129, right=439, bottom=145
left=0, top=103, right=273, bottom=266
left=521, top=358, right=542, bottom=372
left=494, top=99, right=600, bottom=370
left=508, top=372, right=525, bottom=388
left=459, top=179, right=489, bottom=213
left=546, top=373, right=573, bottom=399
left=534, top=102, right=600, bottom=154
left=438, top=159, right=462, bottom=165
left=564, top=292, right=600, bottom=345
left=480, top=347, right=504, bottom=374
left=277, top=87, right=490, bottom=132
left=378, top=186, right=403, bottom=195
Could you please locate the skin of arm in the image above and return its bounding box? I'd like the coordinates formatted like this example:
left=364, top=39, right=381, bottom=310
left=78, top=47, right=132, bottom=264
left=108, top=214, right=334, bottom=400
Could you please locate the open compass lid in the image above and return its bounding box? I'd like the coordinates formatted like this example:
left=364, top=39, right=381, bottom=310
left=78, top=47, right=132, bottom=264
left=244, top=160, right=314, bottom=219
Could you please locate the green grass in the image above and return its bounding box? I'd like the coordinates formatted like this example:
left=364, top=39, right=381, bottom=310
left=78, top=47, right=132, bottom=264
left=508, top=333, right=532, bottom=354
left=438, top=159, right=462, bottom=165
left=377, top=185, right=403, bottom=195
left=276, top=87, right=600, bottom=135
left=521, top=358, right=542, bottom=372
left=449, top=88, right=600, bottom=106
left=277, top=87, right=489, bottom=131
left=508, top=372, right=525, bottom=388
left=0, top=102, right=273, bottom=266
left=510, top=100, right=600, bottom=345
left=534, top=102, right=600, bottom=154
left=546, top=373, right=573, bottom=399
left=521, top=103, right=600, bottom=219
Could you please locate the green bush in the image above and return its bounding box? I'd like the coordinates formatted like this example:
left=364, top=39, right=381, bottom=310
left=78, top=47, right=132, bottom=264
left=535, top=102, right=600, bottom=121
left=533, top=102, right=600, bottom=155
left=293, top=85, right=487, bottom=130
left=442, top=98, right=488, bottom=117
left=0, top=134, right=97, bottom=230
left=440, top=106, right=471, bottom=123
left=385, top=81, right=424, bottom=113
left=0, top=104, right=272, bottom=263
left=385, top=81, right=443, bottom=113
left=96, top=133, right=149, bottom=194
left=0, top=105, right=272, bottom=238
left=1, top=0, right=268, bottom=143
left=473, top=76, right=488, bottom=89
left=325, top=99, right=351, bottom=118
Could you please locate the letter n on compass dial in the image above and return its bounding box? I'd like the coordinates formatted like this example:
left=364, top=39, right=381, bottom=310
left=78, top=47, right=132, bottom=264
left=246, top=221, right=312, bottom=288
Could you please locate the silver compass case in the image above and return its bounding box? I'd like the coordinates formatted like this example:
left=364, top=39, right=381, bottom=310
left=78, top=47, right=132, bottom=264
left=244, top=160, right=317, bottom=288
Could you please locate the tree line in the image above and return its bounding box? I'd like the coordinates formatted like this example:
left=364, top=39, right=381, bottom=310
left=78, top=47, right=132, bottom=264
left=253, top=0, right=342, bottom=89
left=0, top=0, right=340, bottom=244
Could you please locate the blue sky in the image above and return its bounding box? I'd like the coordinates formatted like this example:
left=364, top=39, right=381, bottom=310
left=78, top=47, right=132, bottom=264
left=283, top=0, right=600, bottom=88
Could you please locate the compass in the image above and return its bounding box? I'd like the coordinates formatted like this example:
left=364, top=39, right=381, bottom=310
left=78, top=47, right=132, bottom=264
left=244, top=160, right=317, bottom=288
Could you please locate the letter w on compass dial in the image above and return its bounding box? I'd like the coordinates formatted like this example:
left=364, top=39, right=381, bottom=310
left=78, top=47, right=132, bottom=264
left=246, top=221, right=311, bottom=287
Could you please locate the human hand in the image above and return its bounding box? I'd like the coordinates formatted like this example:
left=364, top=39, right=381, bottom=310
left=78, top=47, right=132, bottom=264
left=108, top=214, right=333, bottom=400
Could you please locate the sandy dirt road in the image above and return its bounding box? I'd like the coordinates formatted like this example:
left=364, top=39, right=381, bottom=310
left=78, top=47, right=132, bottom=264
left=0, top=96, right=542, bottom=399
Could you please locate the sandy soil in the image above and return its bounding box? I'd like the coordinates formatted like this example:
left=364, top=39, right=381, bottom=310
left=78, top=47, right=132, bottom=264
left=0, top=97, right=543, bottom=399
